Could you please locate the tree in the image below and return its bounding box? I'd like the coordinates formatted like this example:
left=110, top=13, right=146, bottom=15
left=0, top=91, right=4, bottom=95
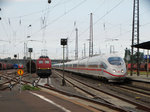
left=134, top=52, right=144, bottom=64
left=124, top=48, right=144, bottom=64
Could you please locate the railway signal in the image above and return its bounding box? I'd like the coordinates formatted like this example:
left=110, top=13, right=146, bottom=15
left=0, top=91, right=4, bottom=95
left=17, top=69, right=24, bottom=76
left=28, top=48, right=33, bottom=78
left=17, top=69, right=24, bottom=93
left=61, top=38, right=67, bottom=86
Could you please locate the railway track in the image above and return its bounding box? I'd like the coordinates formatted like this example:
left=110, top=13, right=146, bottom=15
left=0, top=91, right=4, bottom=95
left=21, top=78, right=127, bottom=112
left=110, top=85, right=150, bottom=103
left=1, top=69, right=150, bottom=111
left=53, top=70, right=150, bottom=112
left=0, top=70, right=29, bottom=91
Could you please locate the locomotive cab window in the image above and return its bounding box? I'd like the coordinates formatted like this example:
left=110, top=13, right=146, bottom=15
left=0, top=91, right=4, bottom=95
left=39, top=61, right=43, bottom=64
left=108, top=57, right=123, bottom=65
left=45, top=60, right=50, bottom=64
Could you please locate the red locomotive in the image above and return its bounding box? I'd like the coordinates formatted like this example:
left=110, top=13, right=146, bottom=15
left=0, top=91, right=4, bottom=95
left=36, top=56, right=52, bottom=78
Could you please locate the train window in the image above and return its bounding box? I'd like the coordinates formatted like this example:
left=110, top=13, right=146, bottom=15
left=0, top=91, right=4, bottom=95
left=73, top=64, right=77, bottom=67
left=45, top=60, right=50, bottom=64
left=108, top=57, right=123, bottom=65
left=87, top=61, right=98, bottom=68
left=39, top=61, right=43, bottom=64
left=100, top=62, right=107, bottom=69
left=79, top=64, right=86, bottom=67
left=102, top=63, right=107, bottom=69
left=68, top=64, right=72, bottom=67
left=88, top=65, right=98, bottom=68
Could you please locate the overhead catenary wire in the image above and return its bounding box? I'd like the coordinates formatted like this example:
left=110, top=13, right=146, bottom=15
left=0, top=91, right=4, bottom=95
left=93, top=0, right=105, bottom=14
left=9, top=0, right=72, bottom=19
left=1, top=0, right=150, bottom=59
left=0, top=0, right=66, bottom=57
left=3, top=0, right=70, bottom=42
left=0, top=11, right=14, bottom=40
left=40, top=1, right=53, bottom=53
left=31, top=0, right=87, bottom=37
left=67, top=0, right=125, bottom=58
left=79, top=0, right=125, bottom=37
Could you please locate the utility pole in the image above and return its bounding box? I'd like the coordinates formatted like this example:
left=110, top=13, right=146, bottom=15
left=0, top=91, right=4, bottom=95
left=147, top=50, right=149, bottom=77
left=131, top=0, right=139, bottom=76
left=89, top=13, right=93, bottom=57
left=110, top=45, right=115, bottom=54
left=0, top=8, right=1, bottom=20
left=84, top=43, right=86, bottom=58
left=24, top=42, right=26, bottom=59
left=75, top=28, right=78, bottom=60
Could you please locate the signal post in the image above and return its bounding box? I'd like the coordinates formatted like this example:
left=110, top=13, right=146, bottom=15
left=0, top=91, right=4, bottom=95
left=17, top=69, right=24, bottom=93
left=28, top=48, right=33, bottom=78
left=60, top=38, right=67, bottom=86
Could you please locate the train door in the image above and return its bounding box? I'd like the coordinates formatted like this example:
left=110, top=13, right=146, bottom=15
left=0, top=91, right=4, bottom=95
left=99, top=62, right=107, bottom=77
left=99, top=63, right=104, bottom=76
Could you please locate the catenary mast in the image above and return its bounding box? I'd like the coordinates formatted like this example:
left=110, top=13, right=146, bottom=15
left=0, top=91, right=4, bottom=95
left=131, top=0, right=139, bottom=76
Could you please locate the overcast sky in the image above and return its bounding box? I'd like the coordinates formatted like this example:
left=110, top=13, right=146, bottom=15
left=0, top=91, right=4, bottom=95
left=0, top=0, right=150, bottom=59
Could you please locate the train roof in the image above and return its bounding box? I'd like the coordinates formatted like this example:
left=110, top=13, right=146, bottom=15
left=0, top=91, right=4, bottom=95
left=53, top=53, right=123, bottom=66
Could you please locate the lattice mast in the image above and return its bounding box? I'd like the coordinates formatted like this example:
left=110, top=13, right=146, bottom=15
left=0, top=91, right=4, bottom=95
left=131, top=0, right=139, bottom=76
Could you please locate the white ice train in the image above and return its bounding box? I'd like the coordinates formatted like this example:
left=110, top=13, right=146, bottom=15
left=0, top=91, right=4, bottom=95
left=53, top=54, right=127, bottom=82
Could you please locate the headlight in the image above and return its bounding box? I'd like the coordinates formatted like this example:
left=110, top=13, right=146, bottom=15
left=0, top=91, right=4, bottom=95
left=121, top=69, right=124, bottom=73
left=113, top=69, right=116, bottom=72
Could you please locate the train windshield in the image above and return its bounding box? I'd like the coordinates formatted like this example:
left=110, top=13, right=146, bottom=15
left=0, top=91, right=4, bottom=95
left=45, top=61, right=50, bottom=64
left=108, top=57, right=123, bottom=65
left=39, top=61, right=43, bottom=64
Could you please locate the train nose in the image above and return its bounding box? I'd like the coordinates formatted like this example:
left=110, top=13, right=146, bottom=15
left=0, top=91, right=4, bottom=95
left=112, top=68, right=126, bottom=74
left=112, top=69, right=123, bottom=73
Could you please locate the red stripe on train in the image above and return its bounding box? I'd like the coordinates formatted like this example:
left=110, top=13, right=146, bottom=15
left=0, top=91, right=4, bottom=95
left=64, top=67, right=125, bottom=77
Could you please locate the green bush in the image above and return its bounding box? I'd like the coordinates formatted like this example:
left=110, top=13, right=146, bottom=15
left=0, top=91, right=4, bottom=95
left=22, top=84, right=40, bottom=91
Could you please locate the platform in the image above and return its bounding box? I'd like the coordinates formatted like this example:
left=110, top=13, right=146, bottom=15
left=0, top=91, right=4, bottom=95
left=126, top=74, right=150, bottom=83
left=0, top=90, right=96, bottom=112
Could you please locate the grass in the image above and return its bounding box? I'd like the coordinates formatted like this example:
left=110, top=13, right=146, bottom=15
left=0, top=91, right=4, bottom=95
left=22, top=84, right=40, bottom=91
